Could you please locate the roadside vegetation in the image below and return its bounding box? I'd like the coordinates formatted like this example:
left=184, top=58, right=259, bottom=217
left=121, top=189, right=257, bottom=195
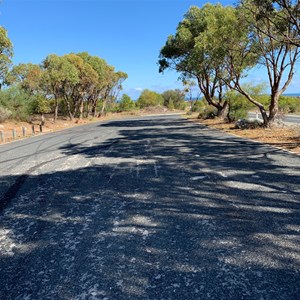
left=0, top=23, right=187, bottom=127
left=159, top=0, right=300, bottom=128
left=1, top=0, right=300, bottom=139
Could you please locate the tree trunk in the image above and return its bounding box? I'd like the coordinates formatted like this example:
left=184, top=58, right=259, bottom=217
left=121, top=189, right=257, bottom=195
left=99, top=100, right=107, bottom=117
left=54, top=99, right=59, bottom=123
left=217, top=101, right=228, bottom=119
left=79, top=100, right=84, bottom=120
left=259, top=107, right=269, bottom=127
left=268, top=92, right=280, bottom=125
left=65, top=98, right=74, bottom=121
left=93, top=103, right=98, bottom=118
left=93, top=98, right=99, bottom=117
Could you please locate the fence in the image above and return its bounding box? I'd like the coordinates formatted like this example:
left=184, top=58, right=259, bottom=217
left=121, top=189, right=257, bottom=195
left=0, top=125, right=43, bottom=144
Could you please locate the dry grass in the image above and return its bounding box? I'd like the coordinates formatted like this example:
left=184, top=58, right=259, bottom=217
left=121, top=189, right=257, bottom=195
left=187, top=113, right=300, bottom=155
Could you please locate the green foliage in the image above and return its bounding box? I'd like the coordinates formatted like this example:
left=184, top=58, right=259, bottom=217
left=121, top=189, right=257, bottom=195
left=0, top=26, right=13, bottom=86
left=0, top=106, right=12, bottom=122
left=159, top=4, right=253, bottom=117
left=136, top=90, right=164, bottom=108
left=118, top=94, right=135, bottom=111
left=278, top=96, right=300, bottom=113
left=0, top=86, right=33, bottom=121
left=161, top=89, right=186, bottom=109
left=190, top=99, right=206, bottom=112
left=197, top=105, right=217, bottom=119
left=190, top=99, right=217, bottom=118
left=5, top=63, right=43, bottom=94
left=225, top=90, right=253, bottom=122
left=30, top=95, right=51, bottom=115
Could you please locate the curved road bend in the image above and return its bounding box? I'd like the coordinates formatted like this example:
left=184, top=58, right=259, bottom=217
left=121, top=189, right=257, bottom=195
left=0, top=114, right=300, bottom=299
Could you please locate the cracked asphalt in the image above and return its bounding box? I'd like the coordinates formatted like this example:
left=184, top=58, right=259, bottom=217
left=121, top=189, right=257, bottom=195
left=0, top=114, right=300, bottom=299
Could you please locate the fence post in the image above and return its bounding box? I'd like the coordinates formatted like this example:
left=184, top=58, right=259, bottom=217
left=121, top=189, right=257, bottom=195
left=31, top=125, right=35, bottom=135
left=22, top=126, right=27, bottom=137
left=39, top=124, right=43, bottom=133
left=12, top=129, right=17, bottom=140
left=0, top=130, right=4, bottom=143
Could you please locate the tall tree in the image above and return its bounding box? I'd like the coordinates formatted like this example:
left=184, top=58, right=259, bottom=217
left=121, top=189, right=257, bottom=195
left=159, top=5, right=232, bottom=118
left=6, top=63, right=43, bottom=94
left=232, top=1, right=300, bottom=125
left=99, top=70, right=128, bottom=116
left=64, top=53, right=98, bottom=120
left=77, top=52, right=111, bottom=117
left=42, top=54, right=79, bottom=121
left=0, top=26, right=13, bottom=89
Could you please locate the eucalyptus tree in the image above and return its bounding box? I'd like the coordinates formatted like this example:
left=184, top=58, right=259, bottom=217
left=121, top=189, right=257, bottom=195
left=6, top=63, right=44, bottom=94
left=99, top=70, right=128, bottom=116
left=77, top=52, right=111, bottom=117
left=64, top=53, right=98, bottom=120
left=230, top=1, right=300, bottom=125
left=159, top=4, right=231, bottom=118
left=249, top=0, right=300, bottom=46
left=42, top=54, right=79, bottom=121
left=0, top=26, right=13, bottom=89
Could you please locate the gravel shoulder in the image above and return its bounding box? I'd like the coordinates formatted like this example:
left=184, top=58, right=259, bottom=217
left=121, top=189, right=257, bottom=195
left=188, top=114, right=300, bottom=155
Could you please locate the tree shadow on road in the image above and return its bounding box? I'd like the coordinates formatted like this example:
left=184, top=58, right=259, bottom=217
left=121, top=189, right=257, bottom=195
left=1, top=116, right=300, bottom=299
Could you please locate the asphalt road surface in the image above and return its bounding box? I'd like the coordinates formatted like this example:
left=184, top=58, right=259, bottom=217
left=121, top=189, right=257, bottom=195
left=248, top=112, right=300, bottom=124
left=0, top=115, right=300, bottom=300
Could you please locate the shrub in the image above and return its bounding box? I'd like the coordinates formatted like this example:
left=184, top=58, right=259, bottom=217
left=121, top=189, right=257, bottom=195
left=224, top=90, right=253, bottom=122
left=190, top=99, right=206, bottom=113
left=118, top=94, right=136, bottom=111
left=136, top=89, right=164, bottom=108
left=0, top=106, right=12, bottom=122
left=279, top=96, right=300, bottom=113
left=197, top=105, right=217, bottom=119
left=30, top=95, right=51, bottom=115
left=161, top=89, right=186, bottom=110
left=0, top=86, right=33, bottom=121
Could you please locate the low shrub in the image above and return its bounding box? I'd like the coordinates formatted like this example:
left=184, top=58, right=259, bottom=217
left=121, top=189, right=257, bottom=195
left=0, top=106, right=12, bottom=122
left=198, top=105, right=217, bottom=119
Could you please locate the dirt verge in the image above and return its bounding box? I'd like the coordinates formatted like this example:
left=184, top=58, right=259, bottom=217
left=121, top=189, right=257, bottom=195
left=187, top=113, right=300, bottom=155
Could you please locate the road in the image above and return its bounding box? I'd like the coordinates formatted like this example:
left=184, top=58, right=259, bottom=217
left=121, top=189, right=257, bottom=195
left=248, top=112, right=300, bottom=124
left=0, top=115, right=300, bottom=299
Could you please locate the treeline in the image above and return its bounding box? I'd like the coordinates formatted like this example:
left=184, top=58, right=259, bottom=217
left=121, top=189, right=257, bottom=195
left=0, top=23, right=130, bottom=122
left=112, top=89, right=187, bottom=113
left=0, top=51, right=128, bottom=122
left=159, top=0, right=300, bottom=127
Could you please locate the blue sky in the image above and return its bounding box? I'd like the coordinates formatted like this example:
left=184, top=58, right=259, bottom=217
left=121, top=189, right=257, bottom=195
left=1, top=0, right=299, bottom=99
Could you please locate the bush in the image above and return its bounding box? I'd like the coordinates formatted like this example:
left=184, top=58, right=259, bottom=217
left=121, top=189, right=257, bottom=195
left=197, top=105, right=217, bottom=119
left=30, top=95, right=51, bottom=115
left=118, top=94, right=136, bottom=111
left=136, top=89, right=164, bottom=108
left=0, top=86, right=33, bottom=121
left=0, top=106, right=12, bottom=122
left=225, top=90, right=253, bottom=122
left=189, top=99, right=217, bottom=118
left=279, top=96, right=300, bottom=113
left=190, top=99, right=206, bottom=112
left=161, top=89, right=186, bottom=110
